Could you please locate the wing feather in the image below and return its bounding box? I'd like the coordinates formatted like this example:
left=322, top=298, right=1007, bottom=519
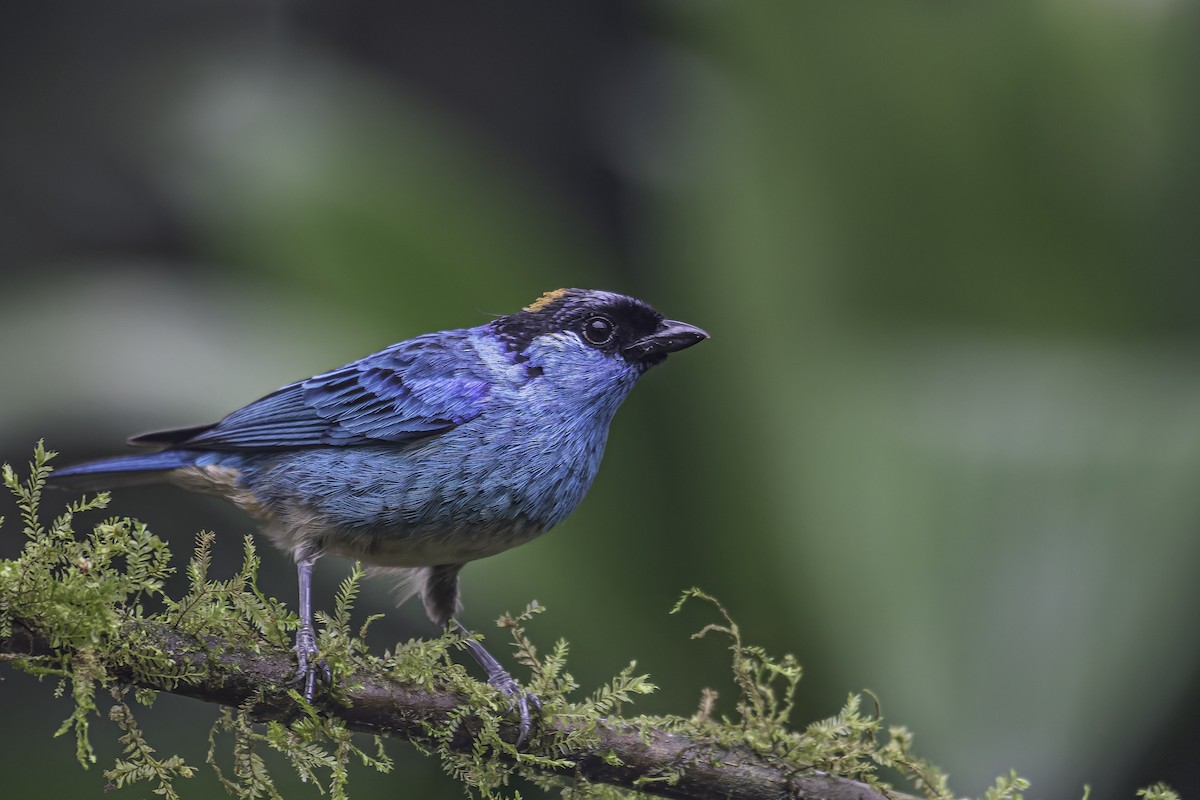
left=146, top=331, right=490, bottom=451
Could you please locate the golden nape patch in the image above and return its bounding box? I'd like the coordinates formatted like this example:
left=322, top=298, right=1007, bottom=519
left=524, top=288, right=569, bottom=313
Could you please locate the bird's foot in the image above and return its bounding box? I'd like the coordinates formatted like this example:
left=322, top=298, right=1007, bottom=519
left=483, top=662, right=542, bottom=746
left=455, top=622, right=541, bottom=745
left=289, top=624, right=331, bottom=702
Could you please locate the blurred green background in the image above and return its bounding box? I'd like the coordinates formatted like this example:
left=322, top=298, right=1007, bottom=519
left=2, top=1, right=1198, bottom=798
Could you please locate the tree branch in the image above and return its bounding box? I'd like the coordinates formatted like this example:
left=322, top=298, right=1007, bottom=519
left=2, top=617, right=900, bottom=800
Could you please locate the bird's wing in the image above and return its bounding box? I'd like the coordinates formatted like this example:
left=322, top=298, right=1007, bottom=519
left=130, top=332, right=490, bottom=450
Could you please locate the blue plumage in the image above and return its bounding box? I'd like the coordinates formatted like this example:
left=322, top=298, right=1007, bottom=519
left=49, top=449, right=199, bottom=485
left=125, top=330, right=492, bottom=450
left=51, top=288, right=707, bottom=737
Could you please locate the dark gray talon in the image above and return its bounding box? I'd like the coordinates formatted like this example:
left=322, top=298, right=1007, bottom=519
left=453, top=619, right=541, bottom=746
left=484, top=667, right=540, bottom=745
left=290, top=624, right=329, bottom=701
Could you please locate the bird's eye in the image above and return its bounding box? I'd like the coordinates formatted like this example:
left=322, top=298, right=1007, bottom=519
left=581, top=315, right=616, bottom=346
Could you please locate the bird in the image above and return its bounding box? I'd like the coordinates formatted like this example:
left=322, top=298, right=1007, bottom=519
left=50, top=288, right=708, bottom=741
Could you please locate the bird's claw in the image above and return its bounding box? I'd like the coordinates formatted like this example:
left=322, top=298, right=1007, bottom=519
left=290, top=625, right=331, bottom=702
left=454, top=620, right=541, bottom=745
left=484, top=667, right=541, bottom=746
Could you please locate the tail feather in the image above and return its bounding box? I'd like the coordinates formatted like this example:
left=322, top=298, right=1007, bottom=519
left=49, top=450, right=199, bottom=489
left=367, top=565, right=462, bottom=627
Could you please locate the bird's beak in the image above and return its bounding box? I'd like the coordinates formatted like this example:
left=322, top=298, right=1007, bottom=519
left=624, top=319, right=710, bottom=364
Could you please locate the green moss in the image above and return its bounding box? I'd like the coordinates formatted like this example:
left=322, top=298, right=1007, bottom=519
left=0, top=445, right=1182, bottom=800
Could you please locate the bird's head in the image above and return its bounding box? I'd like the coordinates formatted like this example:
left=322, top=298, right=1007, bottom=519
left=491, top=289, right=708, bottom=375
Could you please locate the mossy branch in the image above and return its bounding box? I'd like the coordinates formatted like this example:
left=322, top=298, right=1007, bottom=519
left=0, top=444, right=1182, bottom=800
left=0, top=615, right=892, bottom=800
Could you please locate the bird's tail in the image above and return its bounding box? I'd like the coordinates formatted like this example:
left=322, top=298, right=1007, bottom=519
left=368, top=565, right=463, bottom=628
left=49, top=450, right=200, bottom=490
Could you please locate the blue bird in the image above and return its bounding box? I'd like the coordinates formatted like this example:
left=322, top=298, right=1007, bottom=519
left=51, top=288, right=707, bottom=739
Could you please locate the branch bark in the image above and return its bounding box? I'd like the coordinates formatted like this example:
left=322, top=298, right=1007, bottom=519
left=2, top=619, right=901, bottom=800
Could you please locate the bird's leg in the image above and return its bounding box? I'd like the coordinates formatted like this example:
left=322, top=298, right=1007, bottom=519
left=292, top=552, right=330, bottom=700
left=423, top=565, right=540, bottom=743
left=452, top=618, right=541, bottom=745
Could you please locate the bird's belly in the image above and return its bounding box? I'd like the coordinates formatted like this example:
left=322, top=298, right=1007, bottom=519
left=213, top=438, right=602, bottom=566
left=317, top=519, right=547, bottom=568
